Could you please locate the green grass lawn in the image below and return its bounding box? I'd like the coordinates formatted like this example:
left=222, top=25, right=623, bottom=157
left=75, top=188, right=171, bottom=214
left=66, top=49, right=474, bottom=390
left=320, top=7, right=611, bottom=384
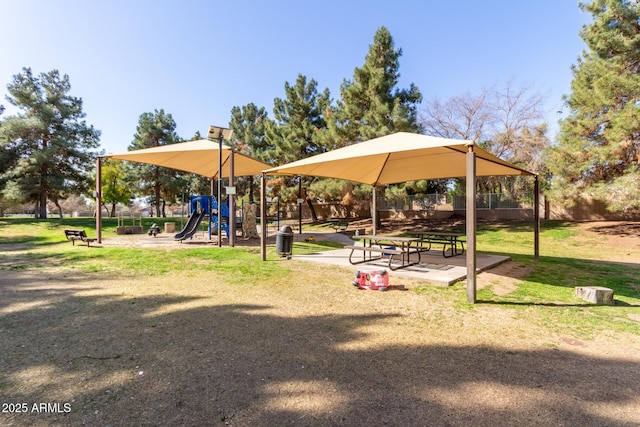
left=476, top=221, right=640, bottom=301
left=1, top=216, right=639, bottom=339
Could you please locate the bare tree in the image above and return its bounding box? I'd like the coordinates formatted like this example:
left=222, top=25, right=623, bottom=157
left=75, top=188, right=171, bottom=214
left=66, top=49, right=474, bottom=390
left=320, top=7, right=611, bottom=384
left=60, top=195, right=90, bottom=216
left=419, top=90, right=494, bottom=141
left=486, top=81, right=548, bottom=167
left=419, top=80, right=550, bottom=194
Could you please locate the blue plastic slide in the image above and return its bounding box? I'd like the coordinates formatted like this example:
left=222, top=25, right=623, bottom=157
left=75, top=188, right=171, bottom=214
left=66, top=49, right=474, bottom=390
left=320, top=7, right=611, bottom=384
left=174, top=211, right=206, bottom=241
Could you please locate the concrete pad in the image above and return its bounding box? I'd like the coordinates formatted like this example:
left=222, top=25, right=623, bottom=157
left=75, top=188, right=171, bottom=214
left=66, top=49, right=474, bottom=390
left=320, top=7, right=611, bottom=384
left=292, top=238, right=510, bottom=286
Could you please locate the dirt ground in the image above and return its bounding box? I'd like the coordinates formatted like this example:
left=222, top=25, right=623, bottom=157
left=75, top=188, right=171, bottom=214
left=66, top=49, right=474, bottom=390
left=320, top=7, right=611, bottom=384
left=1, top=221, right=640, bottom=426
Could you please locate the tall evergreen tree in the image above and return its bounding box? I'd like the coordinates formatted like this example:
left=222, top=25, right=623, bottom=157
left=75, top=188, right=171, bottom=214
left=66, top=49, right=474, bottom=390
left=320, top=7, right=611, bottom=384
left=128, top=109, right=180, bottom=216
left=314, top=26, right=423, bottom=210
left=547, top=0, right=640, bottom=211
left=230, top=103, right=272, bottom=162
left=0, top=68, right=100, bottom=218
left=322, top=26, right=422, bottom=147
left=263, top=74, right=330, bottom=219
left=229, top=103, right=272, bottom=202
left=265, top=74, right=330, bottom=164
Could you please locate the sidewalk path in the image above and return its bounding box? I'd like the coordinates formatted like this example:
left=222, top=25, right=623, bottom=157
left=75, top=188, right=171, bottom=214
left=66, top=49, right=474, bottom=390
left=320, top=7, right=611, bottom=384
left=293, top=232, right=510, bottom=286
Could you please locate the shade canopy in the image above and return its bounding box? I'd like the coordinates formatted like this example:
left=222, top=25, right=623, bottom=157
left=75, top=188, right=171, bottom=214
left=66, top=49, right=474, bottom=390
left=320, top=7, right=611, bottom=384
left=101, top=139, right=270, bottom=179
left=259, top=132, right=538, bottom=305
left=264, top=132, right=533, bottom=184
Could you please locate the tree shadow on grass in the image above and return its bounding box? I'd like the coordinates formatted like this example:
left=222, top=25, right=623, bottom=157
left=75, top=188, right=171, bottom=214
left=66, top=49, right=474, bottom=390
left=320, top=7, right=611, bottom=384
left=0, top=236, right=62, bottom=249
left=587, top=222, right=640, bottom=238
left=1, top=270, right=639, bottom=426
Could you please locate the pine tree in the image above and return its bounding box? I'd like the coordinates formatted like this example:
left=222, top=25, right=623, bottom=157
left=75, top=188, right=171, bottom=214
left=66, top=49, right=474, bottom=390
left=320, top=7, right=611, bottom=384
left=314, top=26, right=423, bottom=208
left=230, top=103, right=272, bottom=162
left=323, top=26, right=422, bottom=147
left=265, top=74, right=330, bottom=164
left=547, top=0, right=640, bottom=211
left=229, top=103, right=272, bottom=202
left=262, top=74, right=330, bottom=220
left=128, top=109, right=180, bottom=217
left=0, top=68, right=100, bottom=218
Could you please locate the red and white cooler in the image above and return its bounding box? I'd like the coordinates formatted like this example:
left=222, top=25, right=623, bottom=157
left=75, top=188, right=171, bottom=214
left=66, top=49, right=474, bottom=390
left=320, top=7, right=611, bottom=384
left=352, top=269, right=389, bottom=291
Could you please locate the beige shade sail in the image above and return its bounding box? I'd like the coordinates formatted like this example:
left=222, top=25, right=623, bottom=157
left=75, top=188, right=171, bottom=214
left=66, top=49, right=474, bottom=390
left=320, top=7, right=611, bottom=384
left=101, top=139, right=271, bottom=178
left=264, top=132, right=533, bottom=184
left=259, top=132, right=538, bottom=304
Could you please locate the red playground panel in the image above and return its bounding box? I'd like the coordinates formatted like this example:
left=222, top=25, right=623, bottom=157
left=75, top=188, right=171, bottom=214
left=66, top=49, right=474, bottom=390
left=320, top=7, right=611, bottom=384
left=353, top=269, right=389, bottom=291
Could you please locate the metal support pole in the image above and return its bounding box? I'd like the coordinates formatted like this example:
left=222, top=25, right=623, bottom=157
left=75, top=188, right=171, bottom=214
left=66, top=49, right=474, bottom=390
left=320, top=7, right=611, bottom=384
left=209, top=178, right=214, bottom=241
left=229, top=151, right=235, bottom=247
left=534, top=175, right=540, bottom=261
left=260, top=172, right=267, bottom=261
left=466, top=144, right=477, bottom=304
left=217, top=136, right=223, bottom=247
left=372, top=186, right=378, bottom=235
left=298, top=177, right=302, bottom=234
left=96, top=157, right=102, bottom=243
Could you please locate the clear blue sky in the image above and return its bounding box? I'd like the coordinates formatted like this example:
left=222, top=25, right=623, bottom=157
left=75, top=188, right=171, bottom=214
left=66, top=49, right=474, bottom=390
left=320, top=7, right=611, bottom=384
left=1, top=0, right=588, bottom=154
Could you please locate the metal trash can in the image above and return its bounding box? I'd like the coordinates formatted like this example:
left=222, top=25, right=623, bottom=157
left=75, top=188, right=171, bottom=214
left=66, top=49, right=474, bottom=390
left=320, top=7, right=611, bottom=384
left=276, top=225, right=294, bottom=258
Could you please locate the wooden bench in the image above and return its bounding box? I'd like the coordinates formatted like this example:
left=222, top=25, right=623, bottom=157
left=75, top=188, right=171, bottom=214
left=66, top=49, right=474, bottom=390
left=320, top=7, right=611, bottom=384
left=344, top=244, right=421, bottom=270
left=64, top=229, right=97, bottom=247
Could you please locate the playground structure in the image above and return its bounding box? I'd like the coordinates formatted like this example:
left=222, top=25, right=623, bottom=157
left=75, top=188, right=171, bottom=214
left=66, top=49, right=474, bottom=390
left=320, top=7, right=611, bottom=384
left=174, top=195, right=229, bottom=241
left=116, top=211, right=144, bottom=235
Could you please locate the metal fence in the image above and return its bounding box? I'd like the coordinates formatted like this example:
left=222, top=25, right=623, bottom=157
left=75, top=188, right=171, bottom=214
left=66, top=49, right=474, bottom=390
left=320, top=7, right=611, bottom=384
left=377, top=193, right=451, bottom=211
left=376, top=193, right=532, bottom=211
left=453, top=193, right=533, bottom=210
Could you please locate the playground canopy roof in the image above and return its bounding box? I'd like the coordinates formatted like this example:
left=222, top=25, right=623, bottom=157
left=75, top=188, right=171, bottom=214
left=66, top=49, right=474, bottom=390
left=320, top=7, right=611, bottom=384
left=264, top=132, right=533, bottom=184
left=101, top=139, right=271, bottom=179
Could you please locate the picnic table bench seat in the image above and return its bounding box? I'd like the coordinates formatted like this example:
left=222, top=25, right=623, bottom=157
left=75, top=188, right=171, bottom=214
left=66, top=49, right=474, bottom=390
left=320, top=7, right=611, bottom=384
left=64, top=229, right=97, bottom=247
left=412, top=231, right=466, bottom=258
left=344, top=243, right=421, bottom=271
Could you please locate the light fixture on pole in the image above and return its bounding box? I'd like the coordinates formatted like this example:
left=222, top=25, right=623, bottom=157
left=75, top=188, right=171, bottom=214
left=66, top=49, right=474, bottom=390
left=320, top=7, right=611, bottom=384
left=208, top=125, right=233, bottom=247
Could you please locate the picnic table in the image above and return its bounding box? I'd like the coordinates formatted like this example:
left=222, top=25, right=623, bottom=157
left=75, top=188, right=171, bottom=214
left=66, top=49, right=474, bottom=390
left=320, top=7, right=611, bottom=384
left=410, top=230, right=466, bottom=258
left=345, top=235, right=422, bottom=270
